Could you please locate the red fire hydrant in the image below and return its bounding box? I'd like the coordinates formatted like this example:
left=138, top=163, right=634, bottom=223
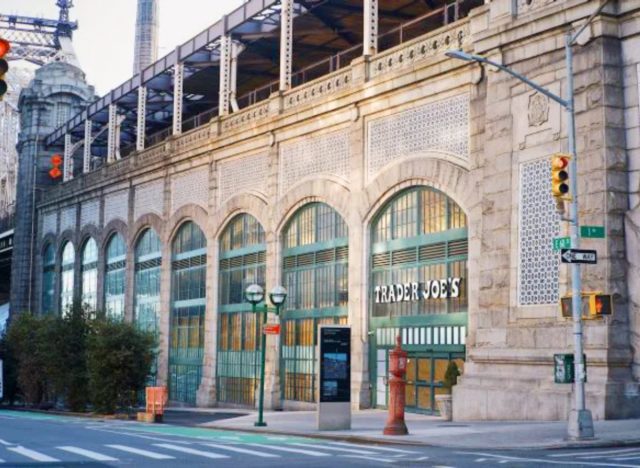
left=383, top=335, right=408, bottom=435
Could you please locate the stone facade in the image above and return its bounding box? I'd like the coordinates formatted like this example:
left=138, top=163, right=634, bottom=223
left=23, top=0, right=640, bottom=419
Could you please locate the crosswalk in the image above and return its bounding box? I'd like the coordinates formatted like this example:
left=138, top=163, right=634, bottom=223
left=548, top=447, right=640, bottom=465
left=0, top=439, right=421, bottom=465
left=462, top=448, right=640, bottom=467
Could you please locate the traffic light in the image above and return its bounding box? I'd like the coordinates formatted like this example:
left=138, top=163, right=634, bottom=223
left=551, top=153, right=571, bottom=200
left=49, top=154, right=63, bottom=179
left=560, top=293, right=613, bottom=319
left=0, top=38, right=10, bottom=101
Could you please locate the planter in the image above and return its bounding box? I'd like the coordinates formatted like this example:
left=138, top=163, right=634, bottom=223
left=435, top=394, right=452, bottom=421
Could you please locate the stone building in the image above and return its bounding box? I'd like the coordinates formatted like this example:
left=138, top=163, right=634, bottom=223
left=13, top=0, right=640, bottom=420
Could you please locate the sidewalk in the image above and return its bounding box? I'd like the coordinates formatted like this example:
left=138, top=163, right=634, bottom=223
left=198, top=409, right=640, bottom=450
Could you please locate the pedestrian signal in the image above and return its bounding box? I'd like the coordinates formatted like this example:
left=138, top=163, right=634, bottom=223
left=49, top=154, right=63, bottom=179
left=551, top=153, right=571, bottom=200
left=560, top=293, right=613, bottom=319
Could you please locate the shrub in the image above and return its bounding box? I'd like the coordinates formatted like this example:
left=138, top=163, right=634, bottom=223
left=442, top=361, right=461, bottom=394
left=87, top=318, right=156, bottom=414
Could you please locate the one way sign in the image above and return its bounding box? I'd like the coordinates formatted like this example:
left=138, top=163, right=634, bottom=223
left=560, top=249, right=597, bottom=264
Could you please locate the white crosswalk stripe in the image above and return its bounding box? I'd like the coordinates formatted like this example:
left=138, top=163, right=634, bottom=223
left=245, top=443, right=330, bottom=457
left=550, top=448, right=640, bottom=459
left=106, top=444, right=175, bottom=460
left=153, top=443, right=229, bottom=459
left=328, top=441, right=419, bottom=454
left=343, top=454, right=397, bottom=463
left=201, top=443, right=281, bottom=458
left=7, top=446, right=60, bottom=462
left=57, top=446, right=118, bottom=461
left=292, top=442, right=379, bottom=455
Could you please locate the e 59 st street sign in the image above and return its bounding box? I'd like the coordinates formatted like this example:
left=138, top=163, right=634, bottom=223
left=560, top=249, right=597, bottom=264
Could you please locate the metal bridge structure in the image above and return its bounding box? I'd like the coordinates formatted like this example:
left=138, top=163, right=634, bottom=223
left=0, top=0, right=78, bottom=66
left=43, top=0, right=478, bottom=178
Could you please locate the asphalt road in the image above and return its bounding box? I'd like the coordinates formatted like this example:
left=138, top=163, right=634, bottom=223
left=0, top=409, right=639, bottom=467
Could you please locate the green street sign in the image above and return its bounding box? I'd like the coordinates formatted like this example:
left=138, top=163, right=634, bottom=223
left=553, top=236, right=571, bottom=251
left=581, top=226, right=605, bottom=239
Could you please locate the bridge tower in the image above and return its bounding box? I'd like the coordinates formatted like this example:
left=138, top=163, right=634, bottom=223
left=133, top=0, right=159, bottom=74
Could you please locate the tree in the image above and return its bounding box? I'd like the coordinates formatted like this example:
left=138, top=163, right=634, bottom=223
left=87, top=319, right=156, bottom=414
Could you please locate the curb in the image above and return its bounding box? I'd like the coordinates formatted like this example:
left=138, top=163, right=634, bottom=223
left=1, top=407, right=135, bottom=421
left=201, top=424, right=640, bottom=451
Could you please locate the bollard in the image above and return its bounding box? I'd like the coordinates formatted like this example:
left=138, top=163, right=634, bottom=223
left=383, top=335, right=408, bottom=435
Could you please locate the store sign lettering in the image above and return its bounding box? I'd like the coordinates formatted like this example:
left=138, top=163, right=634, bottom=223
left=374, top=278, right=462, bottom=303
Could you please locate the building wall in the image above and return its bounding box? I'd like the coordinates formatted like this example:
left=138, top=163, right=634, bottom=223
left=30, top=0, right=640, bottom=419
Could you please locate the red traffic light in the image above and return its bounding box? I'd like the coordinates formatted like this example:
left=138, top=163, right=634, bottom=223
left=0, top=39, right=10, bottom=58
left=49, top=154, right=63, bottom=179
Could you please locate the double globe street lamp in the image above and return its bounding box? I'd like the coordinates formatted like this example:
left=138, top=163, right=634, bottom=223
left=245, top=284, right=287, bottom=427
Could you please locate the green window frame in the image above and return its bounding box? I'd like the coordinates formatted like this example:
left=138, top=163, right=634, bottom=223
left=81, top=237, right=98, bottom=311
left=217, top=214, right=266, bottom=406
left=104, top=233, right=126, bottom=320
left=60, top=241, right=75, bottom=315
left=170, top=221, right=206, bottom=405
left=281, top=202, right=348, bottom=403
left=42, top=244, right=56, bottom=315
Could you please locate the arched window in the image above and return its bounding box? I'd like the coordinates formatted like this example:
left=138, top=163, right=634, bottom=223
left=81, top=238, right=98, bottom=311
left=281, top=202, right=348, bottom=402
left=217, top=214, right=265, bottom=406
left=104, top=233, right=126, bottom=320
left=369, top=186, right=467, bottom=414
left=60, top=241, right=75, bottom=314
left=170, top=221, right=206, bottom=404
left=134, top=228, right=162, bottom=334
left=42, top=244, right=56, bottom=314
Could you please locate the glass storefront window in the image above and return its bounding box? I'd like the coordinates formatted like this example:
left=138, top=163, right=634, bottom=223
left=134, top=228, right=161, bottom=335
left=42, top=244, right=56, bottom=315
left=60, top=241, right=75, bottom=314
left=281, top=202, right=348, bottom=403
left=81, top=238, right=98, bottom=311
left=217, top=214, right=266, bottom=406
left=104, top=233, right=126, bottom=320
left=170, top=221, right=206, bottom=405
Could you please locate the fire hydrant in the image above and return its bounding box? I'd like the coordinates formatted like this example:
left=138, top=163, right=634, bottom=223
left=383, top=335, right=408, bottom=435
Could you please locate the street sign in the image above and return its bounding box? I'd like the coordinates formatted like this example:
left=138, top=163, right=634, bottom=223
left=580, top=226, right=605, bottom=239
left=263, top=324, right=280, bottom=335
left=553, top=236, right=571, bottom=251
left=560, top=249, right=597, bottom=264
left=554, top=353, right=587, bottom=384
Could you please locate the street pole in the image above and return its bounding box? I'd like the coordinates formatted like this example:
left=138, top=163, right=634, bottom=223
left=565, top=33, right=593, bottom=439
left=255, top=303, right=267, bottom=427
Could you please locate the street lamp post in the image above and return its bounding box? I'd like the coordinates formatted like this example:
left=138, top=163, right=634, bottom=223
left=445, top=5, right=608, bottom=438
left=245, top=284, right=287, bottom=428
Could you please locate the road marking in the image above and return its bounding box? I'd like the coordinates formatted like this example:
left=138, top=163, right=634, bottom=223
left=614, top=456, right=640, bottom=461
left=459, top=451, right=640, bottom=467
left=7, top=446, right=60, bottom=462
left=106, top=444, right=175, bottom=460
left=202, top=443, right=280, bottom=458
left=245, top=443, right=329, bottom=457
left=0, top=439, right=12, bottom=446
left=550, top=449, right=640, bottom=458
left=475, top=458, right=487, bottom=462
left=57, top=446, right=118, bottom=461
left=153, top=443, right=229, bottom=459
left=343, top=455, right=396, bottom=463
left=292, top=442, right=378, bottom=455
left=87, top=426, right=192, bottom=444
left=328, top=441, right=419, bottom=454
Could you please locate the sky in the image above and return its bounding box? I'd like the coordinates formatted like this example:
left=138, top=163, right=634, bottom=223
left=3, top=0, right=245, bottom=95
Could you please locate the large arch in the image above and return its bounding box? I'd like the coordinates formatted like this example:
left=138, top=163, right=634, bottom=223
left=279, top=201, right=349, bottom=406
left=168, top=220, right=207, bottom=405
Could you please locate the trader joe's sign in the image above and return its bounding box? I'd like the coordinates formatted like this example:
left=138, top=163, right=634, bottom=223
left=374, top=278, right=462, bottom=303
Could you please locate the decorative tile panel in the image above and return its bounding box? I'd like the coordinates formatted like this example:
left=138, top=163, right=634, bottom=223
left=367, top=94, right=469, bottom=179
left=42, top=211, right=57, bottom=237
left=279, top=130, right=350, bottom=195
left=104, top=190, right=129, bottom=225
left=60, top=206, right=76, bottom=232
left=134, top=180, right=165, bottom=220
left=218, top=153, right=269, bottom=205
left=370, top=22, right=469, bottom=78
left=518, top=158, right=560, bottom=305
left=171, top=167, right=210, bottom=213
left=80, top=199, right=100, bottom=227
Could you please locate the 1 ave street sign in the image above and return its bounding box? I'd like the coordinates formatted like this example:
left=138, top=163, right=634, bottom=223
left=560, top=249, right=597, bottom=264
left=580, top=225, right=605, bottom=238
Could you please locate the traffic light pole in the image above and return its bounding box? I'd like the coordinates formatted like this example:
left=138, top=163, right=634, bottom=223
left=565, top=33, right=593, bottom=440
